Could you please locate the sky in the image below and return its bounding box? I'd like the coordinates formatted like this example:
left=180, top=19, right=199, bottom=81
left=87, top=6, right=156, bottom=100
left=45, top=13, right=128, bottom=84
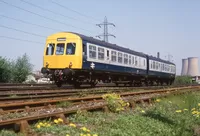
left=0, top=0, right=200, bottom=75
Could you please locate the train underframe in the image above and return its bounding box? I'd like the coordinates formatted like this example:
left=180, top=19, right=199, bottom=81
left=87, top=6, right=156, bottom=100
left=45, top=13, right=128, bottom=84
left=41, top=68, right=175, bottom=88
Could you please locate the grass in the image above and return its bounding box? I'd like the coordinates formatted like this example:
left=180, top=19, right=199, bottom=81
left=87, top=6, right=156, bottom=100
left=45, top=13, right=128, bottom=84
left=2, top=91, right=200, bottom=136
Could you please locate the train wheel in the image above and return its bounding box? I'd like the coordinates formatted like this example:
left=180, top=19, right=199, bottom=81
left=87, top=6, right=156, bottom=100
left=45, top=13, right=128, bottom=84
left=74, top=82, right=81, bottom=88
left=56, top=82, right=62, bottom=87
left=90, top=82, right=97, bottom=87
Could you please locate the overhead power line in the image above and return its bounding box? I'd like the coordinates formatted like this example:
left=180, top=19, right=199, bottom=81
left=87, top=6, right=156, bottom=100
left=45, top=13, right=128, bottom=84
left=20, top=0, right=94, bottom=25
left=96, top=16, right=116, bottom=43
left=49, top=0, right=101, bottom=22
left=0, top=0, right=95, bottom=34
left=0, top=36, right=44, bottom=44
left=0, top=24, right=46, bottom=38
left=0, top=14, right=60, bottom=31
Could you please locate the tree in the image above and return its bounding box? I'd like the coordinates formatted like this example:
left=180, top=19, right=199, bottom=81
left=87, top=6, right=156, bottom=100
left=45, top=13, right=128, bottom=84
left=0, top=57, right=13, bottom=83
left=12, top=53, right=33, bottom=83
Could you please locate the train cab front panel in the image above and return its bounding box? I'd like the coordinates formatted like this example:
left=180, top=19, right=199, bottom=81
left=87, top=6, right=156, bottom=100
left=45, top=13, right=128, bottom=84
left=42, top=32, right=83, bottom=70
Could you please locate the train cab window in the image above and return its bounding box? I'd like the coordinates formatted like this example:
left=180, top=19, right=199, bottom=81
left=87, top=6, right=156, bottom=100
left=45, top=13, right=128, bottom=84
left=46, top=43, right=55, bottom=55
left=111, top=51, right=117, bottom=62
left=124, top=54, right=128, bottom=64
left=66, top=43, right=76, bottom=55
left=118, top=52, right=123, bottom=63
left=129, top=55, right=131, bottom=65
left=56, top=43, right=64, bottom=55
left=98, top=47, right=104, bottom=60
left=89, top=45, right=96, bottom=59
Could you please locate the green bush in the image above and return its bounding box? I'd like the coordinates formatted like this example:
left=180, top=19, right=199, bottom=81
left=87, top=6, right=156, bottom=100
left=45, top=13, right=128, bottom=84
left=12, top=53, right=33, bottom=83
left=0, top=54, right=33, bottom=83
left=0, top=57, right=13, bottom=83
left=173, top=76, right=193, bottom=85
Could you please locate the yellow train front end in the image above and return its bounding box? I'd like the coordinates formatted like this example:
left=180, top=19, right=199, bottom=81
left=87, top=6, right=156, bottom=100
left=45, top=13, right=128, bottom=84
left=41, top=32, right=83, bottom=87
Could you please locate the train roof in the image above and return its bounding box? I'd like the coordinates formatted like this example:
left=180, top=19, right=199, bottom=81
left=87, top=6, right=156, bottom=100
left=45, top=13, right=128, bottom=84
left=70, top=32, right=146, bottom=57
left=148, top=55, right=175, bottom=65
left=64, top=32, right=175, bottom=65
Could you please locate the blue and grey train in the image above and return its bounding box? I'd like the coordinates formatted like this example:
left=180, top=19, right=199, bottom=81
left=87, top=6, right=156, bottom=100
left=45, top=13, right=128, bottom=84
left=41, top=32, right=176, bottom=87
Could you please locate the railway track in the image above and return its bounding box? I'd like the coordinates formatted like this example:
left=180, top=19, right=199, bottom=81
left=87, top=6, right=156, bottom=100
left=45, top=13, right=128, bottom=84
left=0, top=86, right=165, bottom=101
left=0, top=85, right=199, bottom=133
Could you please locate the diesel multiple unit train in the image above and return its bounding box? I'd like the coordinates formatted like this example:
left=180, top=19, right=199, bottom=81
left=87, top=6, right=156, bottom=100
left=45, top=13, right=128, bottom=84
left=41, top=32, right=176, bottom=87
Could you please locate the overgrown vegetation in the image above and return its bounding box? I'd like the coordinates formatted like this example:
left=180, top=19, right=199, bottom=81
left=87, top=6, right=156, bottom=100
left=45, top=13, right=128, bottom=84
left=0, top=54, right=33, bottom=83
left=173, top=75, right=194, bottom=85
left=102, top=93, right=129, bottom=112
left=22, top=92, right=200, bottom=136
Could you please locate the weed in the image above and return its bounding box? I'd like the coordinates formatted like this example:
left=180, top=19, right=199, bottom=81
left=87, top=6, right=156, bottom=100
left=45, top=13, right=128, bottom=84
left=56, top=101, right=72, bottom=108
left=102, top=93, right=129, bottom=112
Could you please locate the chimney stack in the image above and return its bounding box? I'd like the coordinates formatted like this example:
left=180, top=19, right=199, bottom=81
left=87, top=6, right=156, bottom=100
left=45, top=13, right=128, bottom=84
left=187, top=57, right=199, bottom=76
left=157, top=52, right=160, bottom=58
left=181, top=58, right=188, bottom=76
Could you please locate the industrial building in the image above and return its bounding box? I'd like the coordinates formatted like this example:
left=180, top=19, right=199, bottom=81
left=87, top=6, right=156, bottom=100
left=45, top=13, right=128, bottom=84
left=181, top=57, right=200, bottom=83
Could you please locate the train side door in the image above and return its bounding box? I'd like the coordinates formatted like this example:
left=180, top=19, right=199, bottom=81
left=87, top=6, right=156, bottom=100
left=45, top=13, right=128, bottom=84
left=105, top=49, right=110, bottom=69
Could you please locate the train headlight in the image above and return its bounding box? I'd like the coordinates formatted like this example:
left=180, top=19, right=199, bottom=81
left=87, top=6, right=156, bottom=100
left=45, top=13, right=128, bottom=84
left=46, top=62, right=49, bottom=68
left=69, top=62, right=72, bottom=68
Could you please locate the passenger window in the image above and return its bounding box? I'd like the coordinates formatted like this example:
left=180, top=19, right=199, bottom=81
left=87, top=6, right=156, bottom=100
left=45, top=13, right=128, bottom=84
left=143, top=59, right=145, bottom=66
left=66, top=43, right=76, bottom=55
left=135, top=57, right=138, bottom=66
left=46, top=43, right=55, bottom=55
left=132, top=56, right=135, bottom=65
left=111, top=51, right=117, bottom=62
left=56, top=43, right=64, bottom=55
left=129, top=55, right=131, bottom=65
left=153, top=61, right=155, bottom=69
left=98, top=47, right=104, bottom=60
left=156, top=62, right=158, bottom=69
left=89, top=45, right=96, bottom=59
left=124, top=54, right=128, bottom=64
left=118, top=52, right=123, bottom=63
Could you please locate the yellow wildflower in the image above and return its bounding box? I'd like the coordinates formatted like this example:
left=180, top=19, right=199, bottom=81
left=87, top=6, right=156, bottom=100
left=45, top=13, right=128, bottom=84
left=87, top=134, right=91, bottom=136
left=168, top=101, right=172, bottom=103
left=58, top=118, right=63, bottom=123
left=66, top=134, right=70, bottom=136
left=36, top=125, right=40, bottom=129
left=175, top=110, right=182, bottom=113
left=183, top=109, right=188, bottom=111
left=69, top=123, right=76, bottom=127
left=198, top=103, right=200, bottom=106
left=192, top=111, right=198, bottom=114
left=54, top=119, right=59, bottom=124
left=155, top=99, right=161, bottom=102
left=126, top=102, right=130, bottom=106
left=93, top=134, right=98, bottom=136
left=141, top=110, right=145, bottom=113
left=80, top=127, right=88, bottom=131
left=46, top=124, right=51, bottom=127
left=191, top=108, right=196, bottom=111
left=39, top=122, right=43, bottom=126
